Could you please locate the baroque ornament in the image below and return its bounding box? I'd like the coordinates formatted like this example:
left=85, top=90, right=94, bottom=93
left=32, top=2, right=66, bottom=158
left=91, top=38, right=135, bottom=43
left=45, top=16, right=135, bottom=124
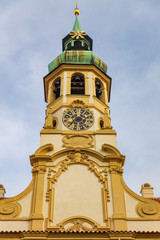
left=69, top=30, right=87, bottom=39
left=45, top=150, right=110, bottom=229
left=32, top=166, right=46, bottom=174
left=109, top=165, right=123, bottom=174
left=57, top=217, right=99, bottom=232
left=0, top=202, right=21, bottom=219
left=62, top=135, right=94, bottom=148
left=136, top=202, right=160, bottom=219
left=69, top=100, right=88, bottom=108
left=46, top=150, right=108, bottom=185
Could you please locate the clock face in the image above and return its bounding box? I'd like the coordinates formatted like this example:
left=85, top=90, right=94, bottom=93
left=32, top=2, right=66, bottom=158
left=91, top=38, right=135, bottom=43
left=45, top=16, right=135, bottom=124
left=62, top=108, right=94, bottom=131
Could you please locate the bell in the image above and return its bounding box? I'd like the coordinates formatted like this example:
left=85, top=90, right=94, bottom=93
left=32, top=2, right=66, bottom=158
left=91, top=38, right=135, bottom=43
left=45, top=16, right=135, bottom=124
left=75, top=76, right=81, bottom=81
left=98, top=90, right=102, bottom=95
left=54, top=80, right=60, bottom=87
left=95, top=81, right=101, bottom=88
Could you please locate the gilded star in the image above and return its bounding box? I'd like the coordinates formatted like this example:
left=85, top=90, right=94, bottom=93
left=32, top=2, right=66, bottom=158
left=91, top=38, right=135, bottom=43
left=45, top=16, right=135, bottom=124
left=69, top=30, right=87, bottom=39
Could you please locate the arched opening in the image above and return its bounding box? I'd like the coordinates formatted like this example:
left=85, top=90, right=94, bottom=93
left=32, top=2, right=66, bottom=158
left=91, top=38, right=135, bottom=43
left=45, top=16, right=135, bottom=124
left=74, top=40, right=81, bottom=49
left=53, top=78, right=61, bottom=100
left=71, top=73, right=85, bottom=95
left=52, top=118, right=58, bottom=129
left=99, top=119, right=104, bottom=129
left=67, top=43, right=71, bottom=50
left=95, top=78, right=105, bottom=103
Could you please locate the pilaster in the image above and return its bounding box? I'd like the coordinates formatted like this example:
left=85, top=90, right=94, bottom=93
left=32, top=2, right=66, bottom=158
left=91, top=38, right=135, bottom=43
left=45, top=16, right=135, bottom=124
left=109, top=160, right=127, bottom=230
left=29, top=156, right=49, bottom=230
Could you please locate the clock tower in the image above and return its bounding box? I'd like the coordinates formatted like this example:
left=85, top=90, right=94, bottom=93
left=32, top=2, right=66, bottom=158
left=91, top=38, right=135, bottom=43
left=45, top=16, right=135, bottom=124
left=0, top=5, right=160, bottom=238
left=41, top=6, right=115, bottom=154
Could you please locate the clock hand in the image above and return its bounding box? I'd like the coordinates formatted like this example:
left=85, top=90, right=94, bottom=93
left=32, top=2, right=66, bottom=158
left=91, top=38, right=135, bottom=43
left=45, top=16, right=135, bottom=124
left=77, top=109, right=80, bottom=116
left=67, top=119, right=73, bottom=124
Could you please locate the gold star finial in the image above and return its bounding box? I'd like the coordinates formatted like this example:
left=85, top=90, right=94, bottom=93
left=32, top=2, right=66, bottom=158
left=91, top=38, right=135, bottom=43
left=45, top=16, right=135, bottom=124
left=74, top=3, right=80, bottom=15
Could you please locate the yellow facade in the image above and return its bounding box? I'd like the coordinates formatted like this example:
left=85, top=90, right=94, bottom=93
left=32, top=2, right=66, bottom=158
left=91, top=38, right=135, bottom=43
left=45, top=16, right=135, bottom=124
left=0, top=7, right=160, bottom=240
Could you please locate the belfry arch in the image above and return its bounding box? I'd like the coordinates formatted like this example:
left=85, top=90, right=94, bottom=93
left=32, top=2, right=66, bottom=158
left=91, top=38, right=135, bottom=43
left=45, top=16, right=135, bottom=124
left=71, top=73, right=85, bottom=95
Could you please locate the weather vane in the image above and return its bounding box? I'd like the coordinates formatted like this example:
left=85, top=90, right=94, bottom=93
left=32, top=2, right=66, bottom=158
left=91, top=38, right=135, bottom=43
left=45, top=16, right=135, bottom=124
left=74, top=3, right=80, bottom=15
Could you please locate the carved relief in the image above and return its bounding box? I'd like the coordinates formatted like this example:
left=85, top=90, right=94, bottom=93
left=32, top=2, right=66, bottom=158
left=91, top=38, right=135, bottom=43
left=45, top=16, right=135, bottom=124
left=136, top=202, right=160, bottom=219
left=57, top=217, right=99, bottom=232
left=46, top=150, right=108, bottom=185
left=62, top=135, right=94, bottom=148
left=69, top=100, right=88, bottom=108
left=32, top=166, right=46, bottom=174
left=109, top=165, right=123, bottom=174
left=0, top=202, right=21, bottom=219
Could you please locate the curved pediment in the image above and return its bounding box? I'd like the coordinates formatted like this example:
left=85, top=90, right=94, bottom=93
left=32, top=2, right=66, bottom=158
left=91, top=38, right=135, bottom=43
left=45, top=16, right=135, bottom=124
left=102, top=143, right=121, bottom=155
left=34, top=144, right=54, bottom=155
left=30, top=143, right=125, bottom=167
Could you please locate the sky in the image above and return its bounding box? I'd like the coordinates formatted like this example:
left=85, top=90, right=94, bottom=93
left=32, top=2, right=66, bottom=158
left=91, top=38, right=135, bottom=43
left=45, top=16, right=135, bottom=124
left=0, top=0, right=160, bottom=197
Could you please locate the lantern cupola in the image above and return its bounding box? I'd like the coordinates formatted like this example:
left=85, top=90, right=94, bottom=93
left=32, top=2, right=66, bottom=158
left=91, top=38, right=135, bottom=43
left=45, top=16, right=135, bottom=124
left=62, top=4, right=93, bottom=51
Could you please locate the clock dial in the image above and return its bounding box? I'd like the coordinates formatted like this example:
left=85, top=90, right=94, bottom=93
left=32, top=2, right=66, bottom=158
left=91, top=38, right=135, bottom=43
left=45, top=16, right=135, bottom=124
left=62, top=108, right=94, bottom=131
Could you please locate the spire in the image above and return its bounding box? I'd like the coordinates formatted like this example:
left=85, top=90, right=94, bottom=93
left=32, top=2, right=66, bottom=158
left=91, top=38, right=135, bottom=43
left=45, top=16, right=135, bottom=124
left=62, top=4, right=93, bottom=51
left=73, top=4, right=81, bottom=32
left=73, top=15, right=82, bottom=32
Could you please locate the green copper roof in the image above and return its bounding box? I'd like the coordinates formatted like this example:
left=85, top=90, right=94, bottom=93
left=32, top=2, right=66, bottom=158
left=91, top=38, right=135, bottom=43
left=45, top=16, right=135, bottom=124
left=48, top=51, right=107, bottom=74
left=72, top=14, right=82, bottom=31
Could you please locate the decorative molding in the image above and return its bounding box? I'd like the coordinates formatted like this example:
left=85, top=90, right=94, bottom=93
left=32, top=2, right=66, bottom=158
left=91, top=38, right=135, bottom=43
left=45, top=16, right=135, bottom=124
left=32, top=166, right=46, bottom=174
left=45, top=150, right=110, bottom=229
left=69, top=100, right=88, bottom=108
left=30, top=144, right=53, bottom=166
left=1, top=230, right=160, bottom=238
left=40, top=129, right=117, bottom=135
left=34, top=144, right=54, bottom=155
left=62, top=134, right=94, bottom=148
left=57, top=217, right=99, bottom=232
left=109, top=165, right=123, bottom=174
left=67, top=150, right=89, bottom=162
left=0, top=202, right=21, bottom=219
left=46, top=216, right=110, bottom=231
left=102, top=144, right=121, bottom=155
left=50, top=148, right=105, bottom=162
left=127, top=217, right=160, bottom=221
left=47, top=150, right=108, bottom=185
left=121, top=177, right=160, bottom=220
left=136, top=202, right=160, bottom=219
left=0, top=180, right=33, bottom=214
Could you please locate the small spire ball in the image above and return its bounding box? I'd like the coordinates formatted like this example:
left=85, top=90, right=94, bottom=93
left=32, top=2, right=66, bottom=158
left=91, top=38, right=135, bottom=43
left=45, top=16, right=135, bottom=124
left=74, top=3, right=80, bottom=15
